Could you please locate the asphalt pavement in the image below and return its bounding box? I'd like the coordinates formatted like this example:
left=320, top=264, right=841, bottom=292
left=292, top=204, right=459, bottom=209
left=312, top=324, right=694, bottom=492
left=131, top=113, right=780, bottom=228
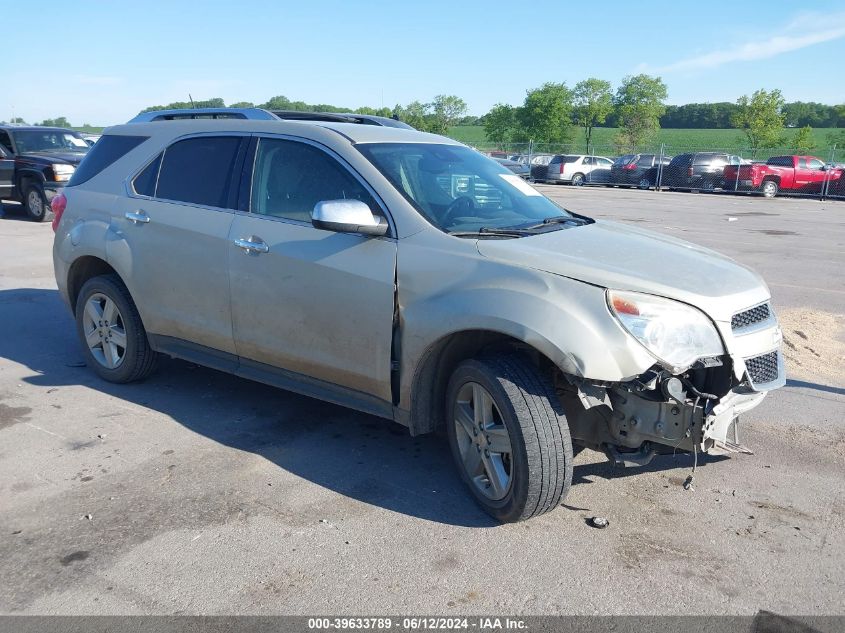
left=0, top=189, right=843, bottom=615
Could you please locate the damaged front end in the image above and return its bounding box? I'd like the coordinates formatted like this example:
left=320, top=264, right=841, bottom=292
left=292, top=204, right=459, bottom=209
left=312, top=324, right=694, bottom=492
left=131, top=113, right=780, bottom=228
left=560, top=299, right=786, bottom=467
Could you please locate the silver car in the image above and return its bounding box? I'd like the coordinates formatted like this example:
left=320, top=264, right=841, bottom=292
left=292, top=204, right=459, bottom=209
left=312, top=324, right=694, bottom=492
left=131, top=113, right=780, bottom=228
left=52, top=120, right=785, bottom=522
left=544, top=154, right=614, bottom=185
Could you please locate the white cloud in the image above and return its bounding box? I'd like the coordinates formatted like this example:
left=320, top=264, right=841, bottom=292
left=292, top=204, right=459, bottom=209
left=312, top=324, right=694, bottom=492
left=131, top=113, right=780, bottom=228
left=645, top=12, right=845, bottom=74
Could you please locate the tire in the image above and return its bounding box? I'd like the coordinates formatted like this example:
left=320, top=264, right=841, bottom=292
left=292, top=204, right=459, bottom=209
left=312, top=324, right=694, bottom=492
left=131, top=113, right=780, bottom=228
left=638, top=177, right=652, bottom=190
left=761, top=179, right=778, bottom=198
left=24, top=184, right=52, bottom=222
left=570, top=173, right=585, bottom=186
left=445, top=354, right=573, bottom=522
left=75, top=274, right=157, bottom=383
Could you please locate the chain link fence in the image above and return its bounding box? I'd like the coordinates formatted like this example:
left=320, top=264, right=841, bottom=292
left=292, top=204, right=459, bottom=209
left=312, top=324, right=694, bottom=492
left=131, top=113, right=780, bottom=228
left=479, top=140, right=844, bottom=201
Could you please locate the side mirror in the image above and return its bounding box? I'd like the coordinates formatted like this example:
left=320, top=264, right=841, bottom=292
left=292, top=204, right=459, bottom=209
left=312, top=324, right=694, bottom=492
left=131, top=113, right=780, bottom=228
left=311, top=199, right=388, bottom=237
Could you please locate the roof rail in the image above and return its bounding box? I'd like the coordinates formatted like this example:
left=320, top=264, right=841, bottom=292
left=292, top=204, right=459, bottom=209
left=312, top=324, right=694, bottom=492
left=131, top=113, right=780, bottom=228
left=127, top=108, right=279, bottom=123
left=270, top=110, right=414, bottom=129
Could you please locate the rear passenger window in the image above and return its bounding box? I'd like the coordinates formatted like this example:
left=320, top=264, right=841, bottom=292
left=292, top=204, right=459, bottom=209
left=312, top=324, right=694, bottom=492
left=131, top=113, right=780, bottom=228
left=156, top=136, right=242, bottom=208
left=132, top=154, right=162, bottom=197
left=67, top=135, right=147, bottom=186
left=250, top=138, right=377, bottom=223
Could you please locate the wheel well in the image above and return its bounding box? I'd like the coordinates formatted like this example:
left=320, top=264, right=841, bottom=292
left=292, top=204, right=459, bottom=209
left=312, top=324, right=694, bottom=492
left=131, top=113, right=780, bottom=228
left=67, top=256, right=120, bottom=311
left=408, top=330, right=557, bottom=435
left=762, top=176, right=780, bottom=185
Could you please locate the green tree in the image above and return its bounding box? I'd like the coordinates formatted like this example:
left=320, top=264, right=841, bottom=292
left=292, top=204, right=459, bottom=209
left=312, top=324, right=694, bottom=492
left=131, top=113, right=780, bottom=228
left=228, top=101, right=255, bottom=108
left=483, top=104, right=515, bottom=145
left=573, top=78, right=613, bottom=150
left=514, top=82, right=573, bottom=144
left=613, top=74, right=667, bottom=150
left=260, top=95, right=293, bottom=110
left=733, top=89, right=786, bottom=153
left=790, top=125, right=816, bottom=154
left=429, top=95, right=468, bottom=135
left=37, top=117, right=71, bottom=128
left=402, top=101, right=431, bottom=131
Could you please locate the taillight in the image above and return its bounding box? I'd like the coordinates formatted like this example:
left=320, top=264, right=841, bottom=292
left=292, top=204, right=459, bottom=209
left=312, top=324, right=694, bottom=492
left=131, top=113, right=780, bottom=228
left=623, top=163, right=637, bottom=170
left=559, top=162, right=565, bottom=174
left=51, top=191, right=67, bottom=232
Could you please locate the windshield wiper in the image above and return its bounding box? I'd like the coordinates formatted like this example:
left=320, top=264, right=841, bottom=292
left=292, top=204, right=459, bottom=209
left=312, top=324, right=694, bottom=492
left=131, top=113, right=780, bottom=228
left=449, top=227, right=533, bottom=238
left=516, top=216, right=591, bottom=230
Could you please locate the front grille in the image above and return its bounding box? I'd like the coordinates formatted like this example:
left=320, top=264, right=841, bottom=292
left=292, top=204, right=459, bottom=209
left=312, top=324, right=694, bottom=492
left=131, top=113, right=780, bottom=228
left=746, top=351, right=779, bottom=385
left=732, top=303, right=771, bottom=330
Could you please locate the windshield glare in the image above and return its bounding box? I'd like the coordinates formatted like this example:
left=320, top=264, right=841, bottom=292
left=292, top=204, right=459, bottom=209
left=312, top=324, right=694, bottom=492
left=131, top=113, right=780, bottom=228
left=357, top=143, right=574, bottom=234
left=12, top=130, right=89, bottom=154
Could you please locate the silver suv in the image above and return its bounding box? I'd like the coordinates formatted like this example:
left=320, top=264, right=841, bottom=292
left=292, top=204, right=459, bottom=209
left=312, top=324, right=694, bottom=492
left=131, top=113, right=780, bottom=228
left=52, top=120, right=785, bottom=522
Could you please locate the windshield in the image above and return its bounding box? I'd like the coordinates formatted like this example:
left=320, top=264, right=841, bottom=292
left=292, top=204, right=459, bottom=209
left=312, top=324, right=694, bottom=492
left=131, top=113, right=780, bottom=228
left=357, top=143, right=578, bottom=234
left=12, top=130, right=89, bottom=154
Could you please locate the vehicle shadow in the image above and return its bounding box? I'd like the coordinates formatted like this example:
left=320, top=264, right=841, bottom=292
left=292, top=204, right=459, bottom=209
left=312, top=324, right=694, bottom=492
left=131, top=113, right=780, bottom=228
left=0, top=201, right=32, bottom=222
left=786, top=378, right=845, bottom=396
left=1, top=287, right=716, bottom=526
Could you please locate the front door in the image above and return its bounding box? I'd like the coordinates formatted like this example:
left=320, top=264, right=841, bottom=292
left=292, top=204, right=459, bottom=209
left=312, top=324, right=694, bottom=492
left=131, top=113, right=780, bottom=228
left=116, top=135, right=246, bottom=356
left=0, top=131, right=15, bottom=201
left=228, top=137, right=397, bottom=408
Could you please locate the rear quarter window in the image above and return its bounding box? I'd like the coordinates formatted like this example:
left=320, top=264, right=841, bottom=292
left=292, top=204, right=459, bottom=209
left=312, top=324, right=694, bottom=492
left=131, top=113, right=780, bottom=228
left=67, top=135, right=148, bottom=186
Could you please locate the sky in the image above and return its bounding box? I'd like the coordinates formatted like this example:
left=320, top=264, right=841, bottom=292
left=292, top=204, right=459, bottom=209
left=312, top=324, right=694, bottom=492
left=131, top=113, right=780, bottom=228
left=4, top=0, right=845, bottom=126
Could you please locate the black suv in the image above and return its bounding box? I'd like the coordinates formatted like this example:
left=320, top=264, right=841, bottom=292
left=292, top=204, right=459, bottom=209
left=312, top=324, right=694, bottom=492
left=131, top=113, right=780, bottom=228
left=0, top=126, right=90, bottom=221
left=662, top=152, right=743, bottom=191
left=609, top=153, right=672, bottom=189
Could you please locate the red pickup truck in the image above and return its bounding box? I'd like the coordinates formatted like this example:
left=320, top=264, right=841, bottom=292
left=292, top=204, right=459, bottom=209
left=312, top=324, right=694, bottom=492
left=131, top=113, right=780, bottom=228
left=722, top=155, right=843, bottom=198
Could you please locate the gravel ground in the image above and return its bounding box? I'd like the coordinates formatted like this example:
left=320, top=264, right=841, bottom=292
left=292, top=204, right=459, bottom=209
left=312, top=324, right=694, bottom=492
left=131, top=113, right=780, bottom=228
left=0, top=189, right=843, bottom=616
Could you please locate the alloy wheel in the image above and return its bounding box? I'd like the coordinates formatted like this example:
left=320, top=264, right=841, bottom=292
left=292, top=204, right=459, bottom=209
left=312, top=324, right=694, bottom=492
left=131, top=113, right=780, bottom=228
left=82, top=293, right=127, bottom=369
left=453, top=381, right=513, bottom=500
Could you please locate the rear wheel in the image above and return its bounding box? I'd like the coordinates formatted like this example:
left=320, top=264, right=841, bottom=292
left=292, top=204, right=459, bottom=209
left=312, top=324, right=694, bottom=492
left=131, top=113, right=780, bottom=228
left=75, top=274, right=157, bottom=383
left=638, top=177, right=652, bottom=189
left=446, top=355, right=573, bottom=522
left=24, top=185, right=51, bottom=222
left=761, top=180, right=778, bottom=198
left=570, top=173, right=585, bottom=186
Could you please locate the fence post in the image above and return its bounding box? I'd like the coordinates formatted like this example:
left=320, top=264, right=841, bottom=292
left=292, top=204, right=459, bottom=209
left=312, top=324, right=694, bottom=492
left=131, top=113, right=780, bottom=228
left=822, top=143, right=837, bottom=201
left=733, top=151, right=742, bottom=193
left=656, top=143, right=665, bottom=191
left=528, top=140, right=534, bottom=179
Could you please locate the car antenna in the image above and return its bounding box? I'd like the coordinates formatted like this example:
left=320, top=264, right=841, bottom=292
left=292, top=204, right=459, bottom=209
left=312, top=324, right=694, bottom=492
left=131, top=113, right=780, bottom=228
left=189, top=94, right=195, bottom=109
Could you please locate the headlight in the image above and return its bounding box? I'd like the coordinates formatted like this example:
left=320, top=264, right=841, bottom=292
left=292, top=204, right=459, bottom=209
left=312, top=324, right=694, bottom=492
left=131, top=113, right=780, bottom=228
left=607, top=290, right=724, bottom=372
left=52, top=164, right=75, bottom=182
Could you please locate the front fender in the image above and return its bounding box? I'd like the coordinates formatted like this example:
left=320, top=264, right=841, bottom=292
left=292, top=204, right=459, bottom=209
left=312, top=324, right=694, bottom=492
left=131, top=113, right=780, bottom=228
left=396, top=233, right=655, bottom=413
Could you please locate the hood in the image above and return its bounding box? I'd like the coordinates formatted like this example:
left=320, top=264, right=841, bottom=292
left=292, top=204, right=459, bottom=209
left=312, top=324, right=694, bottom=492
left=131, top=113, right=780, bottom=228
left=19, top=151, right=87, bottom=165
left=476, top=220, right=770, bottom=322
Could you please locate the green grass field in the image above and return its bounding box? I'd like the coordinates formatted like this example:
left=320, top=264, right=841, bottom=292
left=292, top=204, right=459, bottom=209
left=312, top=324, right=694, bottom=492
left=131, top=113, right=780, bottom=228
left=447, top=125, right=842, bottom=157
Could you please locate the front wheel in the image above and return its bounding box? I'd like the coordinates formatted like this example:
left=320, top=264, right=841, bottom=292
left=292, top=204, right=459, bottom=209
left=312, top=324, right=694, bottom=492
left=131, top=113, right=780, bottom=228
left=446, top=355, right=573, bottom=522
left=570, top=173, right=585, bottom=186
left=24, top=185, right=51, bottom=222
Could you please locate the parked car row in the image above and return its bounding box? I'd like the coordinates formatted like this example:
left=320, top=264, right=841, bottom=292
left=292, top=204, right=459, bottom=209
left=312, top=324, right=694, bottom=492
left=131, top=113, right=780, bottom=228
left=486, top=150, right=844, bottom=199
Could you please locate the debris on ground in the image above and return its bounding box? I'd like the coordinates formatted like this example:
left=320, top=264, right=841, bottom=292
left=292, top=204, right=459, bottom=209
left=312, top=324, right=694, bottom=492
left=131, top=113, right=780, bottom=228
left=588, top=516, right=609, bottom=529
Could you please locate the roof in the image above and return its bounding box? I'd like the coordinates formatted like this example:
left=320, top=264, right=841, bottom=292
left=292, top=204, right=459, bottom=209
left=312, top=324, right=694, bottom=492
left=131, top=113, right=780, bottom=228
left=0, top=126, right=80, bottom=133
left=104, top=118, right=461, bottom=146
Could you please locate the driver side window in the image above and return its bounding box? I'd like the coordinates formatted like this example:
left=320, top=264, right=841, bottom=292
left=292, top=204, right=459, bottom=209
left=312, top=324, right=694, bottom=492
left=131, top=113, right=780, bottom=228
left=250, top=138, right=377, bottom=223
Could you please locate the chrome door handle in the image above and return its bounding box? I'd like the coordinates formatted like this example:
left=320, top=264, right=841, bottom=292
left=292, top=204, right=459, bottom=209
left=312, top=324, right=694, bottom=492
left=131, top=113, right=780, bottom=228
left=234, top=237, right=270, bottom=254
left=125, top=210, right=150, bottom=224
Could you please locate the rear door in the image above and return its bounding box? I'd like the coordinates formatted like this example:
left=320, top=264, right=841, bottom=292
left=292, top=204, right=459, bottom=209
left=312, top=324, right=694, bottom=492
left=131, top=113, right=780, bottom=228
left=227, top=136, right=397, bottom=408
left=117, top=134, right=246, bottom=356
